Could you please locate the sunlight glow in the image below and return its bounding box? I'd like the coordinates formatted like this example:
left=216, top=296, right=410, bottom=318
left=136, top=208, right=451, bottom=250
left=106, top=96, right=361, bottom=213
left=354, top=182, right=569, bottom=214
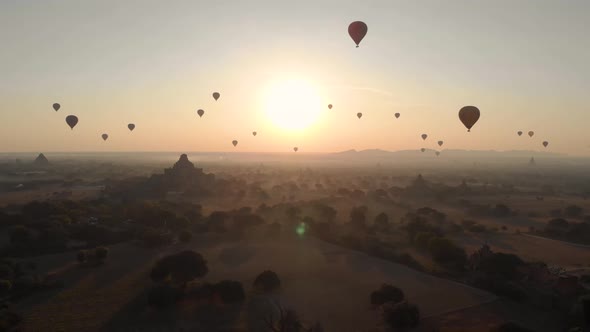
left=264, top=79, right=322, bottom=131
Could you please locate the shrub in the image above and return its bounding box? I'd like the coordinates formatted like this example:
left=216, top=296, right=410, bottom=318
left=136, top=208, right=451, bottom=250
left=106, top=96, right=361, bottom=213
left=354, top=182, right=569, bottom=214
left=428, top=237, right=467, bottom=269
left=0, top=279, right=12, bottom=295
left=414, top=232, right=436, bottom=249
left=253, top=270, right=281, bottom=292
left=95, top=247, right=109, bottom=262
left=179, top=230, right=192, bottom=243
left=213, top=280, right=245, bottom=303
left=77, top=250, right=88, bottom=263
left=479, top=253, right=524, bottom=280
left=370, top=284, right=405, bottom=306
left=147, top=284, right=183, bottom=309
left=382, top=301, right=420, bottom=329
left=150, top=250, right=208, bottom=286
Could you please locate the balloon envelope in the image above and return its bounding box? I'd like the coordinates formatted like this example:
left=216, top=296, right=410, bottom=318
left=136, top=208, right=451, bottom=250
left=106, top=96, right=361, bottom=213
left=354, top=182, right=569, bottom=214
left=293, top=147, right=298, bottom=152
left=232, top=140, right=238, bottom=147
left=65, top=115, right=78, bottom=129
left=101, top=134, right=108, bottom=141
left=348, top=21, right=368, bottom=47
left=128, top=123, right=135, bottom=131
left=212, top=92, right=220, bottom=101
left=517, top=131, right=523, bottom=136
left=394, top=113, right=400, bottom=119
left=421, top=134, right=428, bottom=140
left=252, top=131, right=257, bottom=136
left=458, top=106, right=480, bottom=132
left=528, top=131, right=534, bottom=137
left=357, top=112, right=362, bottom=119
left=197, top=109, right=204, bottom=117
left=543, top=141, right=549, bottom=147
left=435, top=151, right=440, bottom=156
left=53, top=103, right=60, bottom=111
left=438, top=140, right=444, bottom=146
left=421, top=148, right=425, bottom=152
left=328, top=104, right=333, bottom=110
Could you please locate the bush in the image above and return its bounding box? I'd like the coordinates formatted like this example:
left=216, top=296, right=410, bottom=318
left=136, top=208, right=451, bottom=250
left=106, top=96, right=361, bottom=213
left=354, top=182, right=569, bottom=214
left=253, top=270, right=281, bottom=292
left=147, top=284, right=183, bottom=309
left=77, top=250, right=88, bottom=263
left=382, top=301, right=420, bottom=329
left=179, top=230, right=192, bottom=243
left=213, top=280, right=245, bottom=303
left=0, top=279, right=12, bottom=295
left=479, top=253, right=524, bottom=280
left=95, top=247, right=109, bottom=262
left=414, top=232, right=436, bottom=249
left=428, top=237, right=467, bottom=269
left=150, top=250, right=208, bottom=286
left=370, top=284, right=405, bottom=306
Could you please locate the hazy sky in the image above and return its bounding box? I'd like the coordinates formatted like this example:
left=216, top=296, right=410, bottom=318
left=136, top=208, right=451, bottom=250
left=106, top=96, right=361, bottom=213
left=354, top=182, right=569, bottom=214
left=1, top=1, right=589, bottom=154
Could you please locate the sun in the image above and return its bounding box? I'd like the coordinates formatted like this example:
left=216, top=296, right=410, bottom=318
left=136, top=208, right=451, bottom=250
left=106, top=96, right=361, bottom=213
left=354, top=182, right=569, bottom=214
left=264, top=78, right=322, bottom=131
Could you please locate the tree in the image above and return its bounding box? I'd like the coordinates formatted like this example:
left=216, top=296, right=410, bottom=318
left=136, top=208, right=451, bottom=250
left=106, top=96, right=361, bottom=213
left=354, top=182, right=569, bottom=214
left=489, top=322, right=534, bottom=332
left=286, top=206, right=301, bottom=221
left=208, top=211, right=229, bottom=232
left=374, top=212, right=389, bottom=231
left=150, top=250, right=208, bottom=286
left=77, top=250, right=87, bottom=263
left=95, top=247, right=109, bottom=262
left=350, top=206, right=368, bottom=229
left=428, top=237, right=467, bottom=269
left=565, top=205, right=583, bottom=218
left=370, top=284, right=405, bottom=306
left=10, top=226, right=32, bottom=244
left=313, top=204, right=337, bottom=223
left=213, top=280, right=245, bottom=303
left=147, top=284, right=183, bottom=309
left=478, top=253, right=524, bottom=280
left=414, top=232, right=436, bottom=249
left=254, top=270, right=281, bottom=292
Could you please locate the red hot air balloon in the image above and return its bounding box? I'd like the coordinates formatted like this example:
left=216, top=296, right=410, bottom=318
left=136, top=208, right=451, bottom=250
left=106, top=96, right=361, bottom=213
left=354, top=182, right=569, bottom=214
left=53, top=103, right=60, bottom=111
left=212, top=92, right=220, bottom=101
left=252, top=131, right=257, bottom=136
left=438, top=140, right=444, bottom=147
left=357, top=112, right=363, bottom=119
left=197, top=109, right=204, bottom=117
left=293, top=147, right=298, bottom=152
left=542, top=141, right=549, bottom=147
left=65, top=115, right=78, bottom=129
left=232, top=140, right=238, bottom=147
left=101, top=134, right=108, bottom=141
left=128, top=123, right=135, bottom=131
left=394, top=113, right=400, bottom=119
left=421, top=134, right=428, bottom=140
left=328, top=104, right=333, bottom=110
left=517, top=131, right=523, bottom=136
left=348, top=21, right=368, bottom=48
left=458, top=106, right=481, bottom=132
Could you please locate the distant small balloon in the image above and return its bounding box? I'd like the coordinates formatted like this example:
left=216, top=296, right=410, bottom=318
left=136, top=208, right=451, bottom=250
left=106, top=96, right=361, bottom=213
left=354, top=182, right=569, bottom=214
left=128, top=123, right=135, bottom=131
left=293, top=147, right=299, bottom=152
left=438, top=140, right=444, bottom=147
left=348, top=21, right=368, bottom=48
left=528, top=131, right=534, bottom=138
left=328, top=104, right=333, bottom=110
left=458, top=106, right=481, bottom=132
left=542, top=141, right=549, bottom=147
left=517, top=131, right=523, bottom=136
left=394, top=113, right=400, bottom=119
left=101, top=134, right=108, bottom=141
left=212, top=92, right=220, bottom=101
left=421, top=148, right=426, bottom=153
left=197, top=109, right=204, bottom=117
left=252, top=131, right=257, bottom=136
left=421, top=134, right=428, bottom=140
left=435, top=151, right=440, bottom=156
left=52, top=103, right=60, bottom=112
left=232, top=140, right=238, bottom=147
left=65, top=115, right=78, bottom=130
left=357, top=112, right=363, bottom=119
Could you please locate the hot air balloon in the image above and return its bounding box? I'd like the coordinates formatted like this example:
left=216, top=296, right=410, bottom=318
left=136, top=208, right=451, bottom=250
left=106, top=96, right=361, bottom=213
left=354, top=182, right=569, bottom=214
left=328, top=104, right=333, bottom=110
left=528, top=131, right=534, bottom=138
left=517, top=131, right=523, bottom=136
left=52, top=103, right=60, bottom=112
left=394, top=113, right=400, bottom=119
left=421, top=134, right=428, bottom=140
left=357, top=112, right=363, bottom=119
left=348, top=21, right=368, bottom=48
left=101, top=134, right=108, bottom=141
left=421, top=148, right=426, bottom=153
left=65, top=115, right=78, bottom=130
left=293, top=147, right=298, bottom=152
left=542, top=141, right=549, bottom=147
left=128, top=124, right=135, bottom=131
left=212, top=92, right=220, bottom=101
left=197, top=109, right=204, bottom=117
left=458, top=106, right=480, bottom=132
left=438, top=140, right=444, bottom=147
left=232, top=140, right=238, bottom=147
left=252, top=131, right=257, bottom=136
left=435, top=151, right=440, bottom=157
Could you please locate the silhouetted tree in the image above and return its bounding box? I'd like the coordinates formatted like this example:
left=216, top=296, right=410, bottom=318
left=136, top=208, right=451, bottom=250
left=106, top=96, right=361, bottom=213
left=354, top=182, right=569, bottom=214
left=382, top=301, right=420, bottom=329
left=95, top=247, right=109, bottom=263
left=254, top=270, right=281, bottom=292
left=374, top=212, right=389, bottom=231
left=565, top=205, right=583, bottom=218
left=10, top=226, right=32, bottom=244
left=479, top=253, right=524, bottom=280
left=370, top=284, right=405, bottom=306
left=428, top=237, right=467, bottom=270
left=77, top=250, right=87, bottom=264
left=213, top=280, right=245, bottom=303
left=147, top=284, right=183, bottom=309
left=150, top=250, right=208, bottom=286
left=179, top=230, right=192, bottom=243
left=350, top=206, right=368, bottom=230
